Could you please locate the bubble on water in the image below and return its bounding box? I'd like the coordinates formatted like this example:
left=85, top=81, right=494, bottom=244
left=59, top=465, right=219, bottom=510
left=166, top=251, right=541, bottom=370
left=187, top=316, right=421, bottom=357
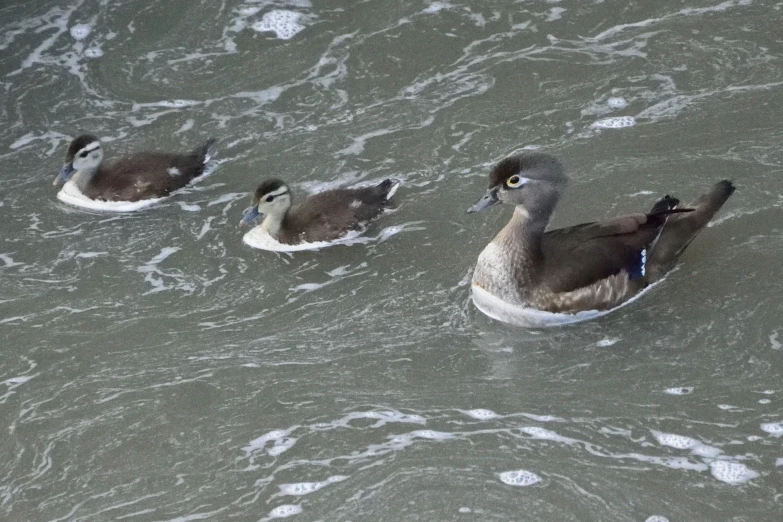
left=238, top=6, right=262, bottom=16
left=280, top=482, right=323, bottom=496
left=759, top=399, right=771, bottom=404
left=458, top=507, right=471, bottom=513
left=776, top=458, right=783, bottom=467
left=70, top=24, right=91, bottom=40
left=661, top=456, right=707, bottom=471
left=747, top=435, right=762, bottom=441
left=84, top=47, right=104, bottom=58
left=691, top=444, right=722, bottom=458
left=252, top=10, right=305, bottom=40
left=499, top=469, right=541, bottom=486
left=761, top=422, right=783, bottom=436
left=597, top=337, right=619, bottom=347
left=709, top=460, right=759, bottom=485
left=269, top=504, right=302, bottom=518
left=607, top=96, right=628, bottom=109
left=520, top=426, right=560, bottom=440
left=665, top=386, right=693, bottom=395
left=411, top=430, right=454, bottom=440
left=423, top=2, right=452, bottom=13
left=463, top=409, right=500, bottom=420
left=645, top=517, right=669, bottom=522
left=653, top=432, right=698, bottom=450
left=592, top=116, right=636, bottom=129
left=268, top=437, right=296, bottom=456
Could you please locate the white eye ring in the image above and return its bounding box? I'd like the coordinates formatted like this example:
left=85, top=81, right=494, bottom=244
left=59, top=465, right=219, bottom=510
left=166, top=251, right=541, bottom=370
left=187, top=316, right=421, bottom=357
left=506, top=175, right=524, bottom=188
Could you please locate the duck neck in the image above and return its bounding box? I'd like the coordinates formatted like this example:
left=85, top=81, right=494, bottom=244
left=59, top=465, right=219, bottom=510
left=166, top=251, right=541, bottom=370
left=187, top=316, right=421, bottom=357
left=506, top=206, right=548, bottom=264
left=261, top=209, right=287, bottom=237
left=70, top=167, right=98, bottom=192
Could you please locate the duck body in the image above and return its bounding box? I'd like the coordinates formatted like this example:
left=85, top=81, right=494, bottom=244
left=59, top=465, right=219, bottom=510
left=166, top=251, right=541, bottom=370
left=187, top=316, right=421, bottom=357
left=469, top=153, right=735, bottom=325
left=240, top=178, right=400, bottom=247
left=54, top=134, right=215, bottom=205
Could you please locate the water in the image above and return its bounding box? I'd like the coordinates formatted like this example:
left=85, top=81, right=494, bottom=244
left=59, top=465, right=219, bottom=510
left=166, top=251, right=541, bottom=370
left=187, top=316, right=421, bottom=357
left=2, top=0, right=782, bottom=520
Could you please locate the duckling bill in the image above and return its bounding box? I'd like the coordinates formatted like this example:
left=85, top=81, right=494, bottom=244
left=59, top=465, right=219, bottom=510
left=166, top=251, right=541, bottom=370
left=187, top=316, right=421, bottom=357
left=469, top=152, right=735, bottom=326
left=240, top=178, right=400, bottom=245
left=54, top=134, right=215, bottom=203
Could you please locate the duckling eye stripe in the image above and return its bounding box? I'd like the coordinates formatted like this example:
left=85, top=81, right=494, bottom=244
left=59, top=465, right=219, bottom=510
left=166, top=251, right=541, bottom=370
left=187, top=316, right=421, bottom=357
left=81, top=142, right=101, bottom=153
left=266, top=187, right=289, bottom=197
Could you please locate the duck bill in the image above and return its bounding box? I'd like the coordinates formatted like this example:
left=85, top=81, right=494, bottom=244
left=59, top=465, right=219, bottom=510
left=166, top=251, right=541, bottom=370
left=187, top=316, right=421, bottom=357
left=238, top=206, right=262, bottom=227
left=467, top=187, right=500, bottom=213
left=53, top=162, right=75, bottom=186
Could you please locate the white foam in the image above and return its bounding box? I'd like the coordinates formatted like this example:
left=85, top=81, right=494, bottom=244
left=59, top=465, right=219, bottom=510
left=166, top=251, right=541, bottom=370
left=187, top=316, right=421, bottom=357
left=709, top=460, right=759, bottom=485
left=645, top=517, right=669, bottom=522
left=69, top=24, right=91, bottom=41
left=57, top=181, right=166, bottom=212
left=267, top=437, right=296, bottom=456
left=268, top=505, right=302, bottom=518
left=463, top=409, right=501, bottom=420
left=653, top=432, right=698, bottom=450
left=597, top=338, right=619, bottom=347
left=760, top=422, right=783, bottom=436
left=592, top=116, right=637, bottom=128
left=607, top=96, right=628, bottom=109
left=84, top=47, right=103, bottom=58
left=770, top=332, right=781, bottom=350
left=252, top=10, right=305, bottom=40
left=411, top=430, right=454, bottom=440
left=279, top=475, right=347, bottom=496
left=498, top=469, right=541, bottom=486
left=665, top=386, right=693, bottom=395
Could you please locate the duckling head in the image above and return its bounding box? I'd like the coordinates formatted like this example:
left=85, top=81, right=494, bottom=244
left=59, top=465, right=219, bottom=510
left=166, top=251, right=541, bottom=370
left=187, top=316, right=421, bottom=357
left=54, top=134, right=104, bottom=186
left=239, top=179, right=292, bottom=227
left=468, top=152, right=567, bottom=219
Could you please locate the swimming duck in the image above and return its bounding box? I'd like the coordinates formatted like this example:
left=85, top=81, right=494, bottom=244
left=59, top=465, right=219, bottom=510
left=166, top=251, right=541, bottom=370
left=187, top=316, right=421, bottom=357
left=53, top=134, right=215, bottom=202
left=468, top=152, right=735, bottom=326
left=239, top=178, right=400, bottom=245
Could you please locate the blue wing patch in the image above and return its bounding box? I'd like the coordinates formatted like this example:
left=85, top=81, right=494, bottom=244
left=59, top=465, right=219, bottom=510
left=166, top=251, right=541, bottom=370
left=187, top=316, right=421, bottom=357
left=628, top=248, right=647, bottom=280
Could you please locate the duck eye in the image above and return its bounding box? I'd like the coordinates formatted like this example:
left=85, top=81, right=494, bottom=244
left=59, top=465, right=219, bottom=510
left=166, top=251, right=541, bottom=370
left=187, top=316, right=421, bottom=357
left=79, top=151, right=89, bottom=158
left=507, top=175, right=522, bottom=187
left=265, top=195, right=275, bottom=202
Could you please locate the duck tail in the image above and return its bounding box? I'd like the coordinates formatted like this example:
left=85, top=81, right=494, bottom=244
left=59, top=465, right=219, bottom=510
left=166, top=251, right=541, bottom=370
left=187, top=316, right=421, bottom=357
left=192, top=138, right=217, bottom=165
left=646, top=180, right=735, bottom=281
left=377, top=179, right=401, bottom=201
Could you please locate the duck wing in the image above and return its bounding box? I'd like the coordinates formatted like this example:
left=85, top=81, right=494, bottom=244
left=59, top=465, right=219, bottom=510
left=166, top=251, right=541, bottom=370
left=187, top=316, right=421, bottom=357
left=84, top=142, right=214, bottom=202
left=540, top=196, right=684, bottom=293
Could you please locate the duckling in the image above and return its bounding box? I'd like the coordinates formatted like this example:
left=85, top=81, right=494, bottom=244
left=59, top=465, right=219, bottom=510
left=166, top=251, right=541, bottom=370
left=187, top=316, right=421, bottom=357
left=468, top=152, right=735, bottom=325
left=239, top=178, right=400, bottom=245
left=53, top=134, right=215, bottom=202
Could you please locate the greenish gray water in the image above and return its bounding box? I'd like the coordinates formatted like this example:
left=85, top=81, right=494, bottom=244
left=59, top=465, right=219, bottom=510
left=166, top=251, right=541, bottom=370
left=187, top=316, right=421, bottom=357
left=2, top=1, right=782, bottom=520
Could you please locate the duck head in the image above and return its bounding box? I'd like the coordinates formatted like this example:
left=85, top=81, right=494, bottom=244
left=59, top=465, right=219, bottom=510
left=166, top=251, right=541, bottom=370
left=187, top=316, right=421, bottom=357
left=239, top=179, right=292, bottom=228
left=54, top=134, right=104, bottom=187
left=468, top=152, right=567, bottom=219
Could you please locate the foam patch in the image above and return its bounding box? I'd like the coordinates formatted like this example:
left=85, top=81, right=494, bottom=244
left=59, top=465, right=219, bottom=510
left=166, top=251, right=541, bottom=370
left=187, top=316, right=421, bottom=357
left=607, top=96, right=628, bottom=109
left=69, top=24, right=91, bottom=40
left=252, top=10, right=305, bottom=40
left=592, top=116, right=637, bottom=129
left=268, top=505, right=303, bottom=518
left=709, top=460, right=759, bottom=485
left=463, top=409, right=500, bottom=420
left=760, top=422, right=783, bottom=436
left=645, top=517, right=669, bottom=522
left=653, top=432, right=698, bottom=450
left=498, top=469, right=542, bottom=486
left=665, top=387, right=694, bottom=395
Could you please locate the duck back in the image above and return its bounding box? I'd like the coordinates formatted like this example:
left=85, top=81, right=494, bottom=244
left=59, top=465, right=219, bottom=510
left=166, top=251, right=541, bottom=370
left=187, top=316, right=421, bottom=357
left=83, top=139, right=214, bottom=202
left=277, top=180, right=398, bottom=244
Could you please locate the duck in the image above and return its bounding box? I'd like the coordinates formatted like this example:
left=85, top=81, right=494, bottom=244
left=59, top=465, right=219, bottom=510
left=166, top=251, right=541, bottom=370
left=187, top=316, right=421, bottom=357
left=53, top=134, right=216, bottom=202
left=468, top=152, right=735, bottom=326
left=239, top=178, right=400, bottom=245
